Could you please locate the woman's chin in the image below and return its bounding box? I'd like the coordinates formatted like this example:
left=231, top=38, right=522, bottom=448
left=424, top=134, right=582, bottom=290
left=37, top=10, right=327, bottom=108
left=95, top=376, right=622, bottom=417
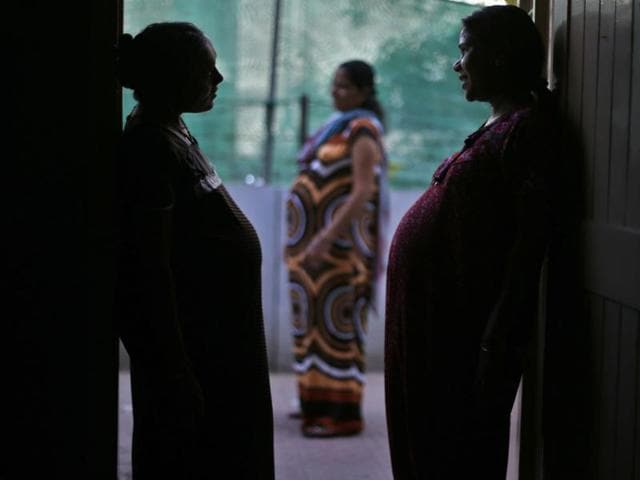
left=189, top=101, right=214, bottom=113
left=462, top=88, right=474, bottom=101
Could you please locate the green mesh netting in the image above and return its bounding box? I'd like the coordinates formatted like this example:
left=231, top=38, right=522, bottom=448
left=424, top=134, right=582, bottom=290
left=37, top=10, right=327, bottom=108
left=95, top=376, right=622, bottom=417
left=123, top=0, right=494, bottom=189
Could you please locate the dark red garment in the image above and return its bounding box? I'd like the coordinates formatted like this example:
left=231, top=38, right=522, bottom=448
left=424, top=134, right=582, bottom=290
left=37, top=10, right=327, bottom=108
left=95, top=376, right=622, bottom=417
left=385, top=108, right=552, bottom=479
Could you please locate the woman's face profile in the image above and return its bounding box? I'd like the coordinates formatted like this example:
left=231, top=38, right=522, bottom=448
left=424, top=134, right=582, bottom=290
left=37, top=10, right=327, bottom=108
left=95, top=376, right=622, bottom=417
left=331, top=67, right=368, bottom=112
left=184, top=39, right=224, bottom=113
left=453, top=27, right=499, bottom=103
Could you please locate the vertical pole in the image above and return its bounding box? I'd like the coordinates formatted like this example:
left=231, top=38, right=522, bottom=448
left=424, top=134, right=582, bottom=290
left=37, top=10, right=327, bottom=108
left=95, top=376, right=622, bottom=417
left=299, top=94, right=309, bottom=147
left=264, top=0, right=284, bottom=371
left=263, top=0, right=282, bottom=184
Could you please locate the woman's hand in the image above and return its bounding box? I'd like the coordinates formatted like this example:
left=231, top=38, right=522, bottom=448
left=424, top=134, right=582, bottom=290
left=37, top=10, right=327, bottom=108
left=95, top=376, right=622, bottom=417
left=303, top=231, right=333, bottom=268
left=474, top=342, right=507, bottom=394
left=301, top=134, right=380, bottom=270
left=474, top=341, right=524, bottom=414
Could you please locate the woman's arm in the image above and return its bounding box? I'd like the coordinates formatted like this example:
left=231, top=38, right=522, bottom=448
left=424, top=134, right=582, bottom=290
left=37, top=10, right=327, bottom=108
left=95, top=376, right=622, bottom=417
left=118, top=131, right=204, bottom=423
left=119, top=132, right=189, bottom=376
left=476, top=114, right=554, bottom=396
left=303, top=134, right=381, bottom=263
left=130, top=203, right=191, bottom=380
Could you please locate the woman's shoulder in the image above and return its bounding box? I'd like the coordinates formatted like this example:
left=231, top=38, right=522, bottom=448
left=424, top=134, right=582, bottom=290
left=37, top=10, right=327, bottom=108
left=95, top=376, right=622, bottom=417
left=120, top=121, right=189, bottom=161
left=500, top=106, right=558, bottom=177
left=121, top=121, right=174, bottom=148
left=118, top=122, right=189, bottom=179
left=506, top=104, right=555, bottom=134
left=507, top=105, right=556, bottom=146
left=345, top=115, right=384, bottom=140
left=496, top=106, right=533, bottom=131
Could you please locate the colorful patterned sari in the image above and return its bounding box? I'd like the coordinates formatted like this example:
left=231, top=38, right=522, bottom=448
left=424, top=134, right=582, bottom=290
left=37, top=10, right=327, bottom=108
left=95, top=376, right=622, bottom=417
left=285, top=108, right=387, bottom=435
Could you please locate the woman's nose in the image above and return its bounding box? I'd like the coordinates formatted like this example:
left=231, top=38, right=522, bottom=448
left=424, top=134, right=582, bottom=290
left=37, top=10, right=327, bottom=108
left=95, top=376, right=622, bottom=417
left=452, top=59, right=461, bottom=72
left=213, top=67, right=224, bottom=85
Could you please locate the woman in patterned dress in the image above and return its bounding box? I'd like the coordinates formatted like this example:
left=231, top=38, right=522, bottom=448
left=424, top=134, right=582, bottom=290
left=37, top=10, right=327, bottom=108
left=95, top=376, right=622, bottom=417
left=385, top=6, right=556, bottom=479
left=285, top=60, right=388, bottom=438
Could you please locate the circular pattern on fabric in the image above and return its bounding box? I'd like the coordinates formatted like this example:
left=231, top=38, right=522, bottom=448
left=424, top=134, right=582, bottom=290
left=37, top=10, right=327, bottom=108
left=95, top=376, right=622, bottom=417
left=322, top=194, right=352, bottom=249
left=322, top=285, right=356, bottom=341
left=289, top=282, right=310, bottom=337
left=353, top=296, right=368, bottom=344
left=286, top=192, right=307, bottom=247
left=351, top=201, right=375, bottom=258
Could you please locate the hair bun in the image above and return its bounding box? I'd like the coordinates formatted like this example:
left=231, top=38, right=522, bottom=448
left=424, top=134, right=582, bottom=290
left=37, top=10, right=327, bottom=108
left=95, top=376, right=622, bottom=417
left=117, top=33, right=134, bottom=47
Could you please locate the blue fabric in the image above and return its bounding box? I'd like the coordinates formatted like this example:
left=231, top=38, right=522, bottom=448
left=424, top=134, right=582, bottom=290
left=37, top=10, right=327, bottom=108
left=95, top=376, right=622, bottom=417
left=296, top=108, right=382, bottom=166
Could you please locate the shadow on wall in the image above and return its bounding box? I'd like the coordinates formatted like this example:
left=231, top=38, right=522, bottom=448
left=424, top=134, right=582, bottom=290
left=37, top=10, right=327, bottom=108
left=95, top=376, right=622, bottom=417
left=543, top=17, right=592, bottom=478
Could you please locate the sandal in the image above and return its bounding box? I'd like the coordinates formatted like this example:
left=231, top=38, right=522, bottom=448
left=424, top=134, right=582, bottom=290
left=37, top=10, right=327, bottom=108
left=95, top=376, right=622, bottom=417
left=301, top=419, right=363, bottom=438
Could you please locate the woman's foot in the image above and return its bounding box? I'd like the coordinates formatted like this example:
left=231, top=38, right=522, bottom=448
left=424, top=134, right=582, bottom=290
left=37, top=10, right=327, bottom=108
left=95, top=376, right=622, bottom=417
left=288, top=396, right=302, bottom=419
left=301, top=418, right=363, bottom=438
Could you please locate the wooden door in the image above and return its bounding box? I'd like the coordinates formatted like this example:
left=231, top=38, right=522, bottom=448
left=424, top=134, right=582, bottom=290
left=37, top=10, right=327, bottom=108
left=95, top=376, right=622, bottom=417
left=544, top=1, right=640, bottom=479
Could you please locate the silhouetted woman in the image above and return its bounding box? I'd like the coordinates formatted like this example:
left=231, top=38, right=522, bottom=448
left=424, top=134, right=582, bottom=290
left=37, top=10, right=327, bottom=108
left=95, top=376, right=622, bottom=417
left=115, top=22, right=274, bottom=479
left=385, top=6, right=555, bottom=478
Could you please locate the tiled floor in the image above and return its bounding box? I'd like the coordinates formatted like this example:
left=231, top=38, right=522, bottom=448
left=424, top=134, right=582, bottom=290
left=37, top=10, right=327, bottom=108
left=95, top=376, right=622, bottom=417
left=119, top=372, right=520, bottom=480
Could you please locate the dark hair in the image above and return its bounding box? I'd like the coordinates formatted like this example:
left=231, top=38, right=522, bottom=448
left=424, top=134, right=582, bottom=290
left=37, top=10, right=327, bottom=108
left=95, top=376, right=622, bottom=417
left=462, top=5, right=551, bottom=104
left=115, top=22, right=211, bottom=110
left=339, top=59, right=386, bottom=127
